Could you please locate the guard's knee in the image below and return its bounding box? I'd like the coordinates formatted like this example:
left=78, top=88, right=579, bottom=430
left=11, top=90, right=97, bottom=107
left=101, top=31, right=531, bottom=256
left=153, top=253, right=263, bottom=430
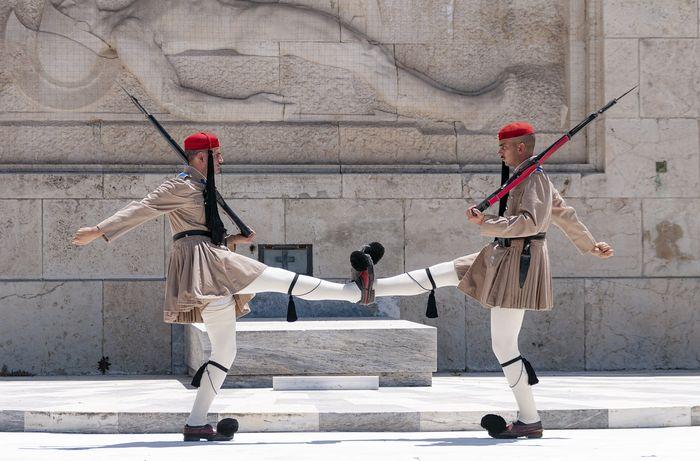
left=491, top=334, right=519, bottom=363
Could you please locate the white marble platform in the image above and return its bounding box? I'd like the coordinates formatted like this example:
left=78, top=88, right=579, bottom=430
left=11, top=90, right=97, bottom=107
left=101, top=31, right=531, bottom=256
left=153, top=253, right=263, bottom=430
left=273, top=376, right=380, bottom=391
left=185, top=319, right=437, bottom=387
left=0, top=372, right=698, bottom=433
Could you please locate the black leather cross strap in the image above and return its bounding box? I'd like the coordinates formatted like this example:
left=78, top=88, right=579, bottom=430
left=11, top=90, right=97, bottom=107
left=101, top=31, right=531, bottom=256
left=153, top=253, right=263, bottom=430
left=173, top=230, right=212, bottom=241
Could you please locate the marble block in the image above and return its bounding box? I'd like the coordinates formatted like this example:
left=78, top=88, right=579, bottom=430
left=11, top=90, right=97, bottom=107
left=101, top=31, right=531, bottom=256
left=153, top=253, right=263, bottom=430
left=273, top=376, right=379, bottom=390
left=186, top=319, right=437, bottom=387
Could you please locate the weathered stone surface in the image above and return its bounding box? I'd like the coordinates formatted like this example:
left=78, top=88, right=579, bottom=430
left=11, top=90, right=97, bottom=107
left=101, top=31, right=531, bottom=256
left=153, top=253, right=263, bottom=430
left=603, top=0, right=698, bottom=37
left=0, top=123, right=98, bottom=163
left=609, top=407, right=691, bottom=429
left=339, top=123, right=456, bottom=164
left=118, top=412, right=190, bottom=434
left=603, top=118, right=699, bottom=197
left=285, top=199, right=404, bottom=277
left=0, top=173, right=103, bottom=199
left=217, top=174, right=341, bottom=199
left=540, top=409, right=609, bottom=430
left=404, top=199, right=491, bottom=269
left=25, top=411, right=118, bottom=433
left=0, top=282, right=102, bottom=375
left=280, top=51, right=393, bottom=116
left=0, top=410, right=23, bottom=432
left=221, top=198, right=286, bottom=246
left=643, top=199, right=700, bottom=276
left=219, top=124, right=340, bottom=164
left=103, top=281, right=170, bottom=374
left=398, top=289, right=467, bottom=371
left=43, top=200, right=165, bottom=278
left=103, top=174, right=173, bottom=199
left=604, top=39, right=639, bottom=118
left=342, top=174, right=462, bottom=199
left=98, top=124, right=180, bottom=165
left=0, top=200, right=42, bottom=278
left=466, top=280, right=586, bottom=371
left=339, top=0, right=454, bottom=43
left=186, top=319, right=437, bottom=385
left=419, top=411, right=491, bottom=431
left=549, top=198, right=643, bottom=277
left=585, top=278, right=700, bottom=370
left=320, top=412, right=419, bottom=431
left=221, top=412, right=319, bottom=433
left=170, top=53, right=280, bottom=99
left=640, top=39, right=699, bottom=118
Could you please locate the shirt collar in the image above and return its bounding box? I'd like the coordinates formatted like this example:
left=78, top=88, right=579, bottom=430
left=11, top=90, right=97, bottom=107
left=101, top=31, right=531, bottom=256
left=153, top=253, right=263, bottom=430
left=180, top=165, right=207, bottom=184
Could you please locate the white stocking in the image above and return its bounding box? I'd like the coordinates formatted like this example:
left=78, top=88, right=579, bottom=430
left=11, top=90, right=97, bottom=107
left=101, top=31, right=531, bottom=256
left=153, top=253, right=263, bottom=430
left=236, top=266, right=361, bottom=302
left=186, top=297, right=237, bottom=427
left=490, top=307, right=540, bottom=424
left=373, top=261, right=459, bottom=297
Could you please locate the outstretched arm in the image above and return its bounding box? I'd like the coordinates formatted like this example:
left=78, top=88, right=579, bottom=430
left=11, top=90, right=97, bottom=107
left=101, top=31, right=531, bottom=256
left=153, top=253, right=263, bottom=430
left=72, top=180, right=184, bottom=245
left=550, top=187, right=613, bottom=258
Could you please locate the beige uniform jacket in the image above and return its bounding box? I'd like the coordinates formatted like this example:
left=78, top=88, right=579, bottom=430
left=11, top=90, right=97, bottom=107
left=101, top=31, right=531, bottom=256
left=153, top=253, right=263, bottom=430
left=454, top=162, right=596, bottom=310
left=96, top=166, right=267, bottom=323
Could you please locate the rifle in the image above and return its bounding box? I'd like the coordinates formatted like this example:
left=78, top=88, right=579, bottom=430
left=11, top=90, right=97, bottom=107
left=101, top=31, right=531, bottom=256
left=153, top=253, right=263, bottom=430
left=122, top=88, right=253, bottom=237
left=475, top=86, right=637, bottom=213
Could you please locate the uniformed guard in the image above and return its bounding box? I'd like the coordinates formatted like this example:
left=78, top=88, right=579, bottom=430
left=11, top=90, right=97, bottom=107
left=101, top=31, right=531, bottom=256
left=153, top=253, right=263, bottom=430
left=359, top=122, right=614, bottom=438
left=72, top=131, right=382, bottom=441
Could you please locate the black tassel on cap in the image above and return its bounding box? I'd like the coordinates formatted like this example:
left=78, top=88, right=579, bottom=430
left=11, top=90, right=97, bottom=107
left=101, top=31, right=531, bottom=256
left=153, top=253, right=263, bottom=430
left=204, top=149, right=226, bottom=245
left=425, top=267, right=438, bottom=318
left=286, top=274, right=299, bottom=322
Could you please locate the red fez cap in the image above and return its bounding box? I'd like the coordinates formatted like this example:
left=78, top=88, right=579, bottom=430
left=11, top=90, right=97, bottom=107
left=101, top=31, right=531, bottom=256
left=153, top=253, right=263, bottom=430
left=184, top=132, right=220, bottom=151
left=498, top=122, right=535, bottom=140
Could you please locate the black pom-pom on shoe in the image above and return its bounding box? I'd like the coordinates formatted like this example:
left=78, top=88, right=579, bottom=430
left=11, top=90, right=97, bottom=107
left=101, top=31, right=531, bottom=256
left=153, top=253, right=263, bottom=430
left=216, top=418, right=239, bottom=438
left=362, top=242, right=385, bottom=264
left=350, top=250, right=370, bottom=271
left=480, top=414, right=507, bottom=435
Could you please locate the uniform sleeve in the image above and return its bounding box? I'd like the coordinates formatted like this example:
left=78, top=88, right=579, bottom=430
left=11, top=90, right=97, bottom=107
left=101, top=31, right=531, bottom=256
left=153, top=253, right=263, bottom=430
left=550, top=186, right=596, bottom=254
left=480, top=173, right=550, bottom=238
left=96, top=180, right=187, bottom=242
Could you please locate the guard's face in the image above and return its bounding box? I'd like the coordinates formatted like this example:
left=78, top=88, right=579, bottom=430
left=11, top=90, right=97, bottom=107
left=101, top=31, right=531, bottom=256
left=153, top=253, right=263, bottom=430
left=212, top=147, right=223, bottom=174
left=498, top=139, right=522, bottom=168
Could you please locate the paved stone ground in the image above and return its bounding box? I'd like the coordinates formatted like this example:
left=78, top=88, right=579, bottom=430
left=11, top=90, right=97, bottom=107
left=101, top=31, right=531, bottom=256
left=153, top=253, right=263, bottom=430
left=2, top=428, right=698, bottom=461
left=1, top=372, right=698, bottom=433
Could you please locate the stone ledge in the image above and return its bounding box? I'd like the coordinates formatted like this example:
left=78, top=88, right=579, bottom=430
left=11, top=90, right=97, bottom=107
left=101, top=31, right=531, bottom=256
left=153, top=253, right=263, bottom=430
left=186, top=318, right=437, bottom=387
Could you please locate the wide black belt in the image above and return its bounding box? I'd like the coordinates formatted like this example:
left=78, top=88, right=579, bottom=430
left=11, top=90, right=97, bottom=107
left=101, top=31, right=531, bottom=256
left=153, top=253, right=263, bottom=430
left=495, top=233, right=546, bottom=288
left=173, top=230, right=212, bottom=241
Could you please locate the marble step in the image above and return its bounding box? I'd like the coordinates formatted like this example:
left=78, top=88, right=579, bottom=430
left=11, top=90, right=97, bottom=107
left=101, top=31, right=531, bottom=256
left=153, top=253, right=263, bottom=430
left=272, top=376, right=379, bottom=390
left=186, top=318, right=437, bottom=387
left=2, top=373, right=698, bottom=433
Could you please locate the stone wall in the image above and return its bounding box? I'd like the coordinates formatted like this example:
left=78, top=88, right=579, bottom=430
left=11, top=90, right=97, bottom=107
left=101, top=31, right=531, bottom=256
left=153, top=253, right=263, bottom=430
left=0, top=0, right=698, bottom=375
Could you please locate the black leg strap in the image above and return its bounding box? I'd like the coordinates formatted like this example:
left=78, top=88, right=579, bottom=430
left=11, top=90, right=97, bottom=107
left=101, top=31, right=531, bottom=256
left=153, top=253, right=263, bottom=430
left=286, top=273, right=300, bottom=322
left=499, top=355, right=539, bottom=385
left=191, top=360, right=230, bottom=388
left=425, top=268, right=438, bottom=319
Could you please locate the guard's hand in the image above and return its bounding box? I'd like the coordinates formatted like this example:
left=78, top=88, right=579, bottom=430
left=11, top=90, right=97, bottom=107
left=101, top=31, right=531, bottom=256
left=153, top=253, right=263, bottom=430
left=466, top=206, right=485, bottom=225
left=591, top=241, right=614, bottom=259
left=226, top=229, right=256, bottom=249
left=72, top=226, right=103, bottom=246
